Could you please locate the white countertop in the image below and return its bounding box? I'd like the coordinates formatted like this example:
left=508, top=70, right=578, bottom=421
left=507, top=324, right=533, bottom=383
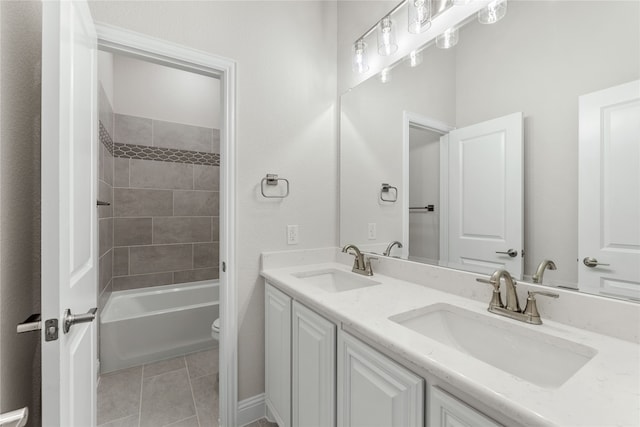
left=260, top=249, right=640, bottom=427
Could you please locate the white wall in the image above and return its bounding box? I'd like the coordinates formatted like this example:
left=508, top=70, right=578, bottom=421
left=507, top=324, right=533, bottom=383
left=0, top=2, right=42, bottom=426
left=98, top=50, right=114, bottom=107
left=89, top=0, right=338, bottom=401
left=112, top=54, right=220, bottom=128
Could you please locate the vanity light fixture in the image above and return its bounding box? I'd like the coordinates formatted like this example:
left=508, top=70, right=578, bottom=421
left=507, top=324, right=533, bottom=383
left=408, top=0, right=432, bottom=34
left=380, top=68, right=392, bottom=83
left=352, top=39, right=370, bottom=73
left=436, top=27, right=459, bottom=49
left=377, top=16, right=398, bottom=56
left=478, top=0, right=507, bottom=24
left=408, top=50, right=423, bottom=67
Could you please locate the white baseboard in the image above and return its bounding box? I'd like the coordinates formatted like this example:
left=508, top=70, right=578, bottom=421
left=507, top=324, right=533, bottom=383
left=237, top=393, right=265, bottom=426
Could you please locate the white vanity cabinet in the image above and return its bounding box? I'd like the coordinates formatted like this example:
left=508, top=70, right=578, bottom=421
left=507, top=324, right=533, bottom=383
left=292, top=301, right=336, bottom=427
left=265, top=281, right=497, bottom=427
left=265, top=282, right=337, bottom=427
left=265, top=283, right=292, bottom=427
left=337, top=331, right=424, bottom=427
left=429, top=386, right=502, bottom=427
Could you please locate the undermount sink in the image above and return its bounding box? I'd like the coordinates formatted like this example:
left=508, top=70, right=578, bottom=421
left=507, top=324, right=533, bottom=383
left=292, top=268, right=381, bottom=293
left=389, top=303, right=597, bottom=388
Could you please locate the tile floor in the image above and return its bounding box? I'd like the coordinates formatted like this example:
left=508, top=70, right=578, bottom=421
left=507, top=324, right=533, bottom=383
left=98, top=347, right=278, bottom=427
left=98, top=348, right=219, bottom=427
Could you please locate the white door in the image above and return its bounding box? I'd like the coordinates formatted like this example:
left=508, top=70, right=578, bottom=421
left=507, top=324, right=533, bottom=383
left=578, top=80, right=640, bottom=300
left=41, top=1, right=99, bottom=426
left=446, top=113, right=524, bottom=278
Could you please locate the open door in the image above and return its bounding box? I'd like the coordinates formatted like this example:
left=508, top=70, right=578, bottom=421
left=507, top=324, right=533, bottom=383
left=41, top=1, right=98, bottom=425
left=578, top=80, right=640, bottom=300
left=446, top=112, right=524, bottom=277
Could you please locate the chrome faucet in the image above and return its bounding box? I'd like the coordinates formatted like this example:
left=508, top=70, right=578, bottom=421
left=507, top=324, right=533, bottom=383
left=532, top=259, right=557, bottom=284
left=383, top=241, right=403, bottom=257
left=342, top=244, right=376, bottom=276
left=492, top=269, right=521, bottom=312
left=477, top=269, right=559, bottom=325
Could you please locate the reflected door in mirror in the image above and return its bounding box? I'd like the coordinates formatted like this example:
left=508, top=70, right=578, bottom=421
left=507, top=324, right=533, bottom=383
left=579, top=80, right=640, bottom=300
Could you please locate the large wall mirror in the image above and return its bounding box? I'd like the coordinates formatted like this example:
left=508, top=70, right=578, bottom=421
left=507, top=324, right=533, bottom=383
left=340, top=0, right=640, bottom=301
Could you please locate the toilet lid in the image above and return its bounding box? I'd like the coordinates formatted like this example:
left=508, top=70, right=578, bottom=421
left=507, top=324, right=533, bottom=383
left=212, top=318, right=220, bottom=331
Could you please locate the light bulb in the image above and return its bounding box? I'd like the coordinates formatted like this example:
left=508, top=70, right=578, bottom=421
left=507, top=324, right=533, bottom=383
left=377, top=16, right=398, bottom=56
left=408, top=0, right=432, bottom=34
left=380, top=68, right=392, bottom=83
left=436, top=27, right=459, bottom=49
left=352, top=40, right=369, bottom=73
left=409, top=50, right=423, bottom=67
left=478, top=0, right=507, bottom=24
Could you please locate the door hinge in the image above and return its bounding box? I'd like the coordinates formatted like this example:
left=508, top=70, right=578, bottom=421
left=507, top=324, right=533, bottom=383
left=45, top=319, right=58, bottom=341
left=222, top=261, right=226, bottom=273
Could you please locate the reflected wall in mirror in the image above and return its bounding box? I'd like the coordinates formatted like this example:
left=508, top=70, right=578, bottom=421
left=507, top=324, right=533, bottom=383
left=339, top=0, right=640, bottom=301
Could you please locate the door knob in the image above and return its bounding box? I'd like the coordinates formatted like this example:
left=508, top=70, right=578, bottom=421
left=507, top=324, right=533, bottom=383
left=583, top=257, right=610, bottom=268
left=495, top=249, right=518, bottom=258
left=63, top=307, right=97, bottom=334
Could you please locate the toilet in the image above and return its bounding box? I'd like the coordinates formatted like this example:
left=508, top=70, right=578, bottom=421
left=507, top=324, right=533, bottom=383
left=211, top=318, right=220, bottom=340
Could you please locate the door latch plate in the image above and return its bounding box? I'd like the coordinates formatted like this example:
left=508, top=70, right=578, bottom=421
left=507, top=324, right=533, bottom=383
left=45, top=319, right=58, bottom=341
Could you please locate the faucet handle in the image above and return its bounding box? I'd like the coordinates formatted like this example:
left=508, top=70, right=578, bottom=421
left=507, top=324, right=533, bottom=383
left=528, top=290, right=559, bottom=299
left=522, top=291, right=559, bottom=324
left=476, top=278, right=503, bottom=309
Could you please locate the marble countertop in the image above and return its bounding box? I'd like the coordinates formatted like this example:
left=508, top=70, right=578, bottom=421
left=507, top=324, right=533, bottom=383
left=260, top=250, right=640, bottom=427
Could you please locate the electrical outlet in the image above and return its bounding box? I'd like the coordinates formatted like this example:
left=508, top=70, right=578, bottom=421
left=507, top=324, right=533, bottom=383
left=287, top=225, right=299, bottom=245
left=367, top=223, right=377, bottom=240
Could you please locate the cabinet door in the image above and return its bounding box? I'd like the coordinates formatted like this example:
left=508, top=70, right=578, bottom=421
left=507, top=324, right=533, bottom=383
left=292, top=301, right=336, bottom=427
left=429, top=386, right=501, bottom=427
left=337, top=331, right=423, bottom=427
left=265, top=283, right=292, bottom=427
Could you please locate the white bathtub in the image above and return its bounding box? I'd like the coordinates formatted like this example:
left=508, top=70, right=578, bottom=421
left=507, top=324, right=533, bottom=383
left=100, top=280, right=218, bottom=373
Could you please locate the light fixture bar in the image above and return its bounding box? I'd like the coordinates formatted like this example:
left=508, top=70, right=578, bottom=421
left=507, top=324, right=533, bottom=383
left=356, top=0, right=408, bottom=45
left=353, top=0, right=455, bottom=50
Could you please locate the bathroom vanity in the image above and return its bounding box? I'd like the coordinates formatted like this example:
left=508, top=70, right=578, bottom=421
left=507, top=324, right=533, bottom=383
left=261, top=248, right=640, bottom=427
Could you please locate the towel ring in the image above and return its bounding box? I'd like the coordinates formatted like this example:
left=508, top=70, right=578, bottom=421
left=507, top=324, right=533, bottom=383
left=261, top=174, right=290, bottom=198
left=380, top=183, right=398, bottom=202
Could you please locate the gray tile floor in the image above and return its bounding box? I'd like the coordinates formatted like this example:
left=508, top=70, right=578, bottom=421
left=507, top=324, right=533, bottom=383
left=98, top=348, right=219, bottom=427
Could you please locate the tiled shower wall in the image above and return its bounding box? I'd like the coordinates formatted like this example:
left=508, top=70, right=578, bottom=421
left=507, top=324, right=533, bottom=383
left=98, top=86, right=220, bottom=299
left=98, top=85, right=115, bottom=311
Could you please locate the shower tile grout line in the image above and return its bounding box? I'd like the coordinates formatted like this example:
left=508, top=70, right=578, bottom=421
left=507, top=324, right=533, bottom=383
left=184, top=356, right=202, bottom=427
left=138, top=364, right=144, bottom=427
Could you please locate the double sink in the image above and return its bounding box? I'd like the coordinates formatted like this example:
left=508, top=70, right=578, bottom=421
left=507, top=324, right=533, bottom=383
left=292, top=268, right=597, bottom=389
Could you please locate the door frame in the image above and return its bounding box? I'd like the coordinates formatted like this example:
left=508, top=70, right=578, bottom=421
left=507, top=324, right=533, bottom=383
left=94, top=23, right=238, bottom=426
left=401, top=111, right=453, bottom=261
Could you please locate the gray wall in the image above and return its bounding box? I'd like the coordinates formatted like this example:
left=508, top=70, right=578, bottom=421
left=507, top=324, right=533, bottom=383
left=110, top=113, right=220, bottom=291
left=0, top=2, right=42, bottom=426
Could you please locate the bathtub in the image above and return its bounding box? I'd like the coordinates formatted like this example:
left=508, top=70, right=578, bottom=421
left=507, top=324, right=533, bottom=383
left=100, top=280, right=218, bottom=373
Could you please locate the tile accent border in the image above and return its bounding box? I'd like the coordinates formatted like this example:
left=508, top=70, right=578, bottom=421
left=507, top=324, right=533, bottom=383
left=99, top=120, right=114, bottom=154
left=114, top=142, right=220, bottom=166
left=100, top=120, right=220, bottom=166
